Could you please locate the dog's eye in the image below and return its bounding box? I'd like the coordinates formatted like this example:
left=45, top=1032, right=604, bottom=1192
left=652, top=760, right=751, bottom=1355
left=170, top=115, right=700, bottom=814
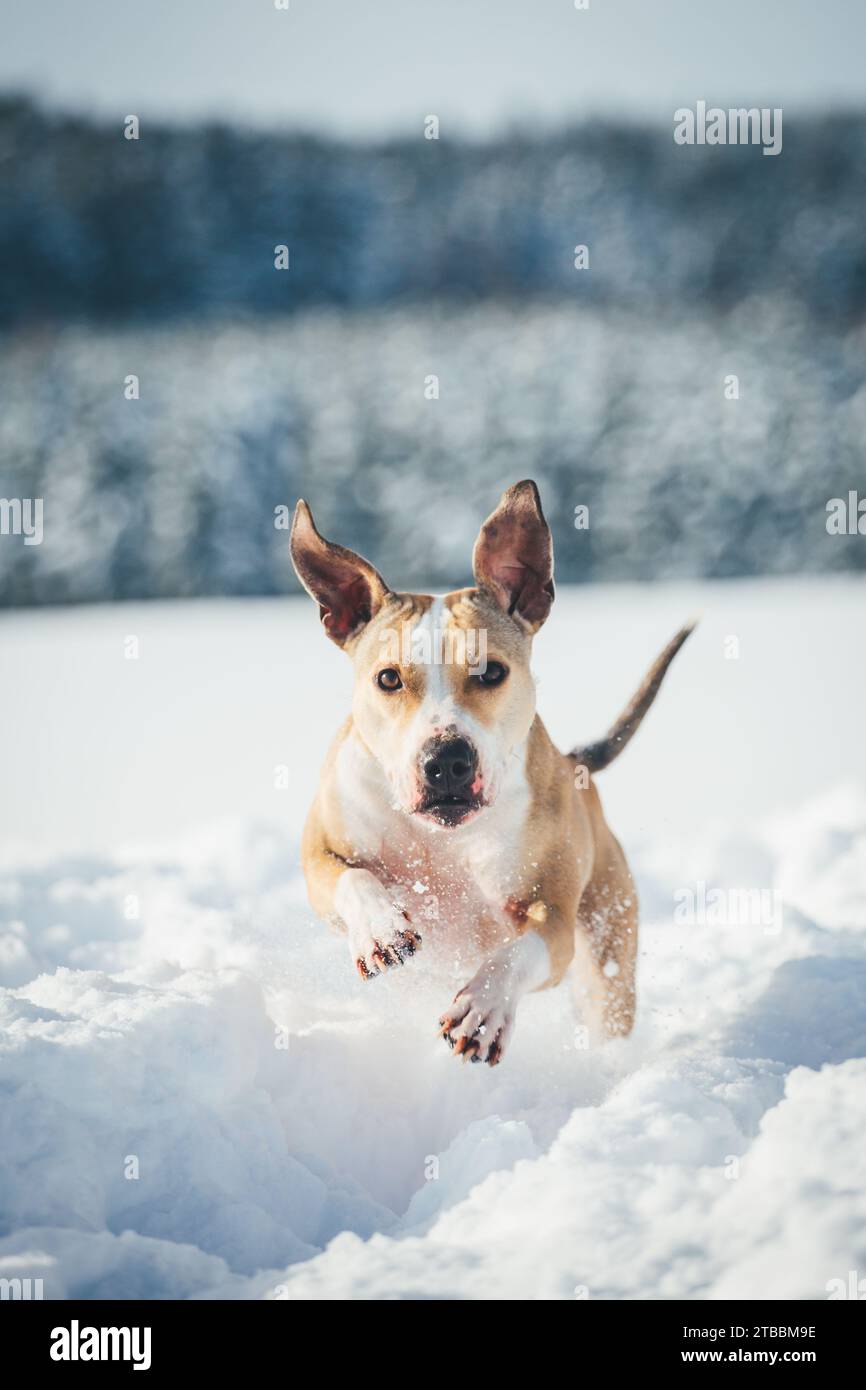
left=376, top=667, right=403, bottom=692
left=475, top=661, right=508, bottom=687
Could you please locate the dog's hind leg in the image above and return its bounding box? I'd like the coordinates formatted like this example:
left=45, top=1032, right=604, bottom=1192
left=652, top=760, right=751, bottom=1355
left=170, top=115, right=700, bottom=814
left=571, top=834, right=639, bottom=1043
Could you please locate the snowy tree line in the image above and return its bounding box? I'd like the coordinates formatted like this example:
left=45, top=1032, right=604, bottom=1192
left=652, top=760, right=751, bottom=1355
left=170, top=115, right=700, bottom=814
left=0, top=100, right=864, bottom=605
left=2, top=99, right=865, bottom=326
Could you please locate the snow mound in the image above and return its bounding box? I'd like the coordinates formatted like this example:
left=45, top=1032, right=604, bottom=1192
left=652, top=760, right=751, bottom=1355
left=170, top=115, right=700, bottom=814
left=1, top=784, right=865, bottom=1301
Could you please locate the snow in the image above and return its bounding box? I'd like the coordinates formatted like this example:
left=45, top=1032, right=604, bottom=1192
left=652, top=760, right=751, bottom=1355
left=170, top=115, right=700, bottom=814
left=1, top=579, right=865, bottom=1300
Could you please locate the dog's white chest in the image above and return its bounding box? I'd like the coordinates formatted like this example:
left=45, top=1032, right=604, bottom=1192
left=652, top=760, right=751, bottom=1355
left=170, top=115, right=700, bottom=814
left=334, top=731, right=530, bottom=955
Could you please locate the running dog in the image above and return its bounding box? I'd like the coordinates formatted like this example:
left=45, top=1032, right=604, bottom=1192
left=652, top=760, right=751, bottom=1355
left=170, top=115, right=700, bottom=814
left=290, top=481, right=693, bottom=1065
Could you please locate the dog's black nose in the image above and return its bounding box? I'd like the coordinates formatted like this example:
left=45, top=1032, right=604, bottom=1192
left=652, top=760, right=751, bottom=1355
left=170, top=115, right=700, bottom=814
left=421, top=737, right=477, bottom=795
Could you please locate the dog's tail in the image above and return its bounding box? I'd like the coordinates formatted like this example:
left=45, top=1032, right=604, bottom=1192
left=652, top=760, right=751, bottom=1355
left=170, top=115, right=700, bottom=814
left=569, top=621, right=697, bottom=775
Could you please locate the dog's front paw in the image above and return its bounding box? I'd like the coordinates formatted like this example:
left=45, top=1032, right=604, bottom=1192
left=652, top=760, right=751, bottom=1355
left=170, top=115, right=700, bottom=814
left=354, top=918, right=422, bottom=980
left=438, top=972, right=514, bottom=1066
left=438, top=935, right=549, bottom=1066
left=335, top=868, right=422, bottom=981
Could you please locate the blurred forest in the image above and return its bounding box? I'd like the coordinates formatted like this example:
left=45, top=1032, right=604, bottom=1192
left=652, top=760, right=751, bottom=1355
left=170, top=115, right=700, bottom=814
left=1, top=98, right=864, bottom=604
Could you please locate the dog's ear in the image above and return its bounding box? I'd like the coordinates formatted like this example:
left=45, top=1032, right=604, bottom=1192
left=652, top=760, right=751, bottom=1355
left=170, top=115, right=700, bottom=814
left=472, top=480, right=554, bottom=633
left=290, top=500, right=391, bottom=646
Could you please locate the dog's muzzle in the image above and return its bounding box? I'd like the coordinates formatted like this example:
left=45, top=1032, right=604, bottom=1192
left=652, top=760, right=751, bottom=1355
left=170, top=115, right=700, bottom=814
left=416, top=735, right=482, bottom=826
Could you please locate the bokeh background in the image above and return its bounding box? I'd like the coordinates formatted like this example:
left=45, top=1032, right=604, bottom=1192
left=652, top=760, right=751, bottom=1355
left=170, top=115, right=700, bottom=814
left=1, top=0, right=866, bottom=608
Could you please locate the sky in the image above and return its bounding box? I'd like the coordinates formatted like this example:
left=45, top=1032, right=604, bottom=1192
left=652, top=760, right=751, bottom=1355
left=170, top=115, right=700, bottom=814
left=1, top=0, right=865, bottom=138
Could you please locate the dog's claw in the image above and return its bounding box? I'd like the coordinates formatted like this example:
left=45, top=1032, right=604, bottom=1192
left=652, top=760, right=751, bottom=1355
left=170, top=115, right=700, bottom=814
left=396, top=929, right=421, bottom=959
left=359, top=926, right=421, bottom=981
left=439, top=980, right=512, bottom=1067
left=439, top=1020, right=496, bottom=1064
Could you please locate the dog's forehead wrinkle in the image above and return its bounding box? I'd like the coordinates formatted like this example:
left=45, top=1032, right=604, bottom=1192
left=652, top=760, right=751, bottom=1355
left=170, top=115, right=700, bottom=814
left=444, top=587, right=531, bottom=655
left=360, top=588, right=522, bottom=666
left=353, top=592, right=433, bottom=663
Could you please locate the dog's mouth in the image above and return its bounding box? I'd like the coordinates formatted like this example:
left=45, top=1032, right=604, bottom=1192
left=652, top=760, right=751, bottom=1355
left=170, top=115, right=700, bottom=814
left=415, top=793, right=484, bottom=827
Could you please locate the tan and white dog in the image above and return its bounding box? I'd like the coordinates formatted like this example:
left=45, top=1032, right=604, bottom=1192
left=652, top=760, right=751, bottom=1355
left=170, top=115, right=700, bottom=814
left=290, top=481, right=693, bottom=1066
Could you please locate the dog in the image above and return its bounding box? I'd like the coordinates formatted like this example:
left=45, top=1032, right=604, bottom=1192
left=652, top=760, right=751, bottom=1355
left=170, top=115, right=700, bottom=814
left=290, top=480, right=693, bottom=1066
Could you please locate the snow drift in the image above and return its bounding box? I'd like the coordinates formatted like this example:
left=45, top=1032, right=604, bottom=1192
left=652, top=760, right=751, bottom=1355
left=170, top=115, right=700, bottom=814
left=1, top=586, right=865, bottom=1300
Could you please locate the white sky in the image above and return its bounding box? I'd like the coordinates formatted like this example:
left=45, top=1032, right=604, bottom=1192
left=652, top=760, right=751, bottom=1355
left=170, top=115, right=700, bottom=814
left=1, top=0, right=864, bottom=138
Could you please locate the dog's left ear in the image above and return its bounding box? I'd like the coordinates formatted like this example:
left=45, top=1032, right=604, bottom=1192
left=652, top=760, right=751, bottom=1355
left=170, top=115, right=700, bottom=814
left=472, top=480, right=554, bottom=633
left=290, top=500, right=391, bottom=646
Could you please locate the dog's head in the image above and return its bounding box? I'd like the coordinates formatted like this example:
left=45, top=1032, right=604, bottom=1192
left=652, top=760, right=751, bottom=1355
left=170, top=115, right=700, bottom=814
left=290, top=481, right=554, bottom=829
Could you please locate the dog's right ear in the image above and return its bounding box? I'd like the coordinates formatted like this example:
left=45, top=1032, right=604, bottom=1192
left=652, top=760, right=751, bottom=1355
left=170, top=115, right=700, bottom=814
left=472, top=479, right=554, bottom=633
left=290, top=500, right=391, bottom=646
